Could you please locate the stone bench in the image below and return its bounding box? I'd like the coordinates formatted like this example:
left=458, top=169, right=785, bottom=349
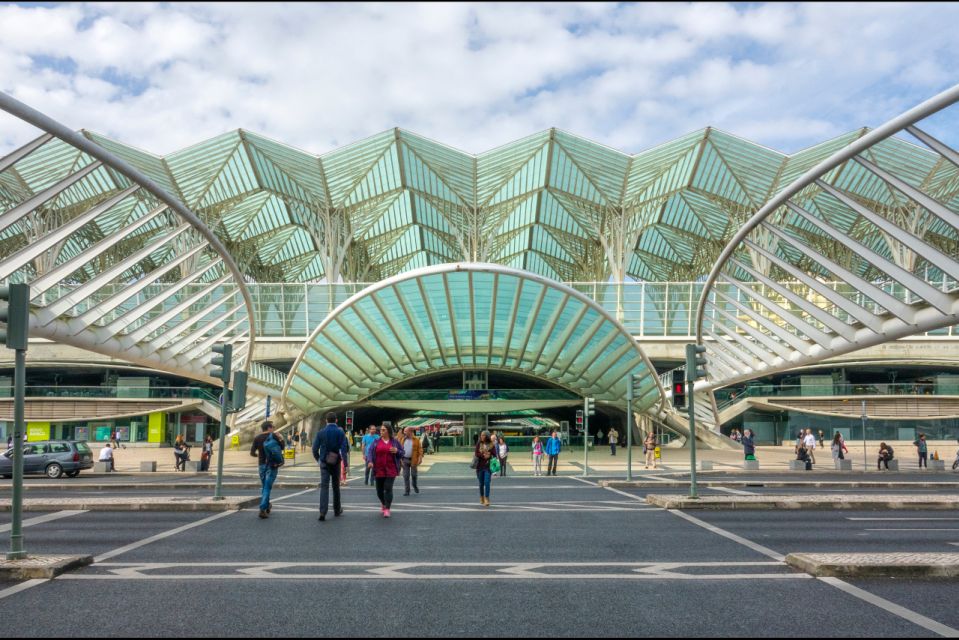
left=139, top=461, right=157, bottom=472
left=699, top=461, right=713, bottom=471
left=183, top=460, right=202, bottom=473
left=789, top=460, right=808, bottom=471
left=743, top=460, right=760, bottom=470
left=835, top=459, right=853, bottom=471
left=929, top=459, right=946, bottom=471
left=93, top=461, right=113, bottom=473
left=879, top=459, right=899, bottom=471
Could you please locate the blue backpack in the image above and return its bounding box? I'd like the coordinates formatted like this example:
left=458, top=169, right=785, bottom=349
left=263, top=433, right=285, bottom=467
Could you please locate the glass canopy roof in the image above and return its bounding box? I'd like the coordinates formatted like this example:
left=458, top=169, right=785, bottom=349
left=282, top=263, right=664, bottom=415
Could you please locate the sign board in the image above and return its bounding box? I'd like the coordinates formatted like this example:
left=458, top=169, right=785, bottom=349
left=284, top=447, right=296, bottom=460
left=230, top=434, right=241, bottom=450
left=148, top=413, right=166, bottom=443
left=115, top=426, right=130, bottom=442
left=75, top=426, right=89, bottom=442
left=94, top=425, right=113, bottom=442
left=27, top=422, right=50, bottom=442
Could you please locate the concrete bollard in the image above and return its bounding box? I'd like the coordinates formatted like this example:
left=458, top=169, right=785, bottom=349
left=183, top=460, right=202, bottom=473
left=139, top=461, right=157, bottom=472
left=699, top=461, right=713, bottom=471
left=93, top=461, right=113, bottom=473
left=743, top=460, right=760, bottom=470
left=887, top=459, right=900, bottom=471
left=789, top=460, right=806, bottom=471
left=929, top=460, right=946, bottom=471
left=835, top=459, right=853, bottom=471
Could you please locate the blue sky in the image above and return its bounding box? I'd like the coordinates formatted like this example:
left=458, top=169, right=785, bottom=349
left=1, top=2, right=957, bottom=156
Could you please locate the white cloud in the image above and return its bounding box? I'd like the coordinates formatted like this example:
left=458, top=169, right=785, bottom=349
left=0, top=2, right=957, bottom=157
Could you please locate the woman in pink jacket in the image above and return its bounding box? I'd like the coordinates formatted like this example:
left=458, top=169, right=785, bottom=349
left=368, top=423, right=404, bottom=518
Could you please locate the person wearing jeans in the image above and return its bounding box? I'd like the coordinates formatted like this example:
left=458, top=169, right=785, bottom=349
left=609, top=429, right=618, bottom=456
left=369, top=423, right=403, bottom=518
left=475, top=430, right=495, bottom=506
left=399, top=427, right=423, bottom=496
left=545, top=431, right=562, bottom=476
left=531, top=436, right=544, bottom=476
left=496, top=436, right=509, bottom=477
left=914, top=434, right=928, bottom=469
left=361, top=425, right=379, bottom=486
left=313, top=412, right=350, bottom=522
left=250, top=421, right=284, bottom=519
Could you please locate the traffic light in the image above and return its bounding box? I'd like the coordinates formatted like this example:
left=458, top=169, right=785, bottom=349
left=686, top=343, right=708, bottom=381
left=575, top=410, right=584, bottom=427
left=671, top=369, right=686, bottom=409
left=345, top=410, right=354, bottom=429
left=210, top=343, right=232, bottom=385
left=584, top=397, right=595, bottom=417
left=0, top=284, right=30, bottom=350
left=231, top=370, right=248, bottom=413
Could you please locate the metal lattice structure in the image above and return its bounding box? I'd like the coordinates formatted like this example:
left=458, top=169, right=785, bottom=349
left=282, top=263, right=665, bottom=417
left=695, top=83, right=959, bottom=395
left=0, top=91, right=274, bottom=391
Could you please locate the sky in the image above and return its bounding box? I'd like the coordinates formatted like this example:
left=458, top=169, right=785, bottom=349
left=0, top=2, right=958, bottom=157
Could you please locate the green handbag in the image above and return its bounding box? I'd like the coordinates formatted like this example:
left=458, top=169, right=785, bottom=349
left=490, top=457, right=501, bottom=474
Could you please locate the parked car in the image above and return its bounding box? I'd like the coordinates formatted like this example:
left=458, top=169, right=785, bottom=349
left=0, top=440, right=94, bottom=479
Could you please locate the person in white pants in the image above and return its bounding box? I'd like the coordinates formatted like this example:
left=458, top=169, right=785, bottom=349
left=803, top=429, right=817, bottom=465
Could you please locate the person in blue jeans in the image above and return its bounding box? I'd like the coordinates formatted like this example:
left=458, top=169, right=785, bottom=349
left=545, top=431, right=562, bottom=476
left=250, top=421, right=285, bottom=519
left=312, top=412, right=350, bottom=522
left=361, top=425, right=380, bottom=486
left=474, top=430, right=495, bottom=506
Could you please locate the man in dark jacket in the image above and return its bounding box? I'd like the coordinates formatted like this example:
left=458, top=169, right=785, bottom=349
left=250, top=421, right=284, bottom=519
left=312, top=412, right=350, bottom=522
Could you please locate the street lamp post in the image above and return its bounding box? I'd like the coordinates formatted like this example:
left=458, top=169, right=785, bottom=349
left=1, top=284, right=30, bottom=560
left=625, top=381, right=633, bottom=481
left=861, top=400, right=867, bottom=471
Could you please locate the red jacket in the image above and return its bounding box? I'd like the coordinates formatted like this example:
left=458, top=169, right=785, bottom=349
left=371, top=438, right=403, bottom=478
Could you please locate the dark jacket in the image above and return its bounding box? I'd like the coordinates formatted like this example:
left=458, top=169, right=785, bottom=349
left=474, top=441, right=496, bottom=471
left=312, top=423, right=350, bottom=467
left=250, top=432, right=284, bottom=465
left=741, top=434, right=755, bottom=456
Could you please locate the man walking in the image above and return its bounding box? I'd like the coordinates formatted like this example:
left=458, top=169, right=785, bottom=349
left=312, top=412, right=350, bottom=522
left=803, top=428, right=817, bottom=465
left=545, top=430, right=562, bottom=476
left=399, top=426, right=423, bottom=496
left=644, top=430, right=657, bottom=469
left=609, top=428, right=618, bottom=456
left=250, top=421, right=285, bottom=519
left=361, top=425, right=379, bottom=486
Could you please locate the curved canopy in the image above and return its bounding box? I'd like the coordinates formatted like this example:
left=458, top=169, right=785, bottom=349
left=282, top=263, right=664, bottom=416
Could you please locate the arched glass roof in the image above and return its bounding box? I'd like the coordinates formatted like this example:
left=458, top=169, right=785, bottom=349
left=282, top=263, right=664, bottom=415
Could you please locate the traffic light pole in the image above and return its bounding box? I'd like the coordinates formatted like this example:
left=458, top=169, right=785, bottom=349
left=213, top=386, right=228, bottom=501
left=625, top=381, right=633, bottom=482
left=686, top=372, right=699, bottom=500
left=8, top=347, right=26, bottom=559
left=582, top=400, right=589, bottom=478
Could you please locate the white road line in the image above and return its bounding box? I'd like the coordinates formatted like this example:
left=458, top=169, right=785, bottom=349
left=848, top=518, right=959, bottom=521
left=819, top=577, right=959, bottom=638
left=593, top=479, right=959, bottom=637
left=0, top=579, right=47, bottom=601
left=863, top=528, right=959, bottom=532
left=711, top=486, right=756, bottom=496
left=0, top=510, right=87, bottom=533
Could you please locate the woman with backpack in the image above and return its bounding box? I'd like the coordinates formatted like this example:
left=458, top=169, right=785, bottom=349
left=368, top=423, right=403, bottom=518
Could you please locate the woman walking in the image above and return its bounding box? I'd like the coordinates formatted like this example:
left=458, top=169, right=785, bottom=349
left=644, top=430, right=657, bottom=469
left=496, top=436, right=509, bottom=477
left=531, top=436, right=544, bottom=476
left=368, top=423, right=403, bottom=518
left=831, top=432, right=848, bottom=468
left=173, top=434, right=190, bottom=472
left=200, top=435, right=214, bottom=472
left=474, top=430, right=496, bottom=506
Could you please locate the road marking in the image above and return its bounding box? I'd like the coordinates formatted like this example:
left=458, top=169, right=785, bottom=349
left=0, top=579, right=47, bottom=601
left=819, top=577, right=959, bottom=638
left=57, top=560, right=809, bottom=581
left=0, top=510, right=86, bottom=533
left=863, top=528, right=959, bottom=532
left=711, top=486, right=756, bottom=496
left=593, top=481, right=959, bottom=637
left=849, top=518, right=959, bottom=521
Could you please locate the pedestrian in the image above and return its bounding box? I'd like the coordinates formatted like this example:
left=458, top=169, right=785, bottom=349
left=433, top=428, right=441, bottom=454
left=877, top=442, right=894, bottom=470
left=609, top=428, right=618, bottom=456
left=794, top=430, right=804, bottom=454
left=292, top=429, right=300, bottom=452
left=531, top=435, right=544, bottom=476
left=6, top=435, right=12, bottom=449
left=312, top=412, right=349, bottom=522
left=361, top=425, right=379, bottom=486
left=644, top=430, right=657, bottom=469
left=251, top=421, right=285, bottom=519
left=368, top=423, right=403, bottom=518
left=474, top=430, right=496, bottom=506
left=112, top=430, right=123, bottom=450
left=545, top=430, right=562, bottom=476
left=496, top=436, right=509, bottom=477
left=742, top=428, right=756, bottom=461
left=422, top=430, right=433, bottom=455
left=299, top=428, right=308, bottom=453
left=98, top=442, right=115, bottom=472
left=200, top=435, right=213, bottom=472
left=914, top=434, right=928, bottom=469
left=803, top=428, right=817, bottom=465
left=729, top=429, right=741, bottom=443
left=399, top=426, right=423, bottom=496
left=796, top=440, right=812, bottom=470
left=830, top=432, right=848, bottom=468
left=818, top=429, right=825, bottom=449
left=173, top=434, right=190, bottom=471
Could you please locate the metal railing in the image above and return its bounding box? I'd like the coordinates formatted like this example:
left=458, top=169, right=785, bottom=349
left=714, top=382, right=959, bottom=411
left=0, top=386, right=221, bottom=403
left=36, top=279, right=959, bottom=340
left=371, top=389, right=581, bottom=401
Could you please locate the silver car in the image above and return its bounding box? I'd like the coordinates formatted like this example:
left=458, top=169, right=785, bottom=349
left=0, top=440, right=94, bottom=479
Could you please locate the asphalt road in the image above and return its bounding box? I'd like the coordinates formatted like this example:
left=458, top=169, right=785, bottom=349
left=0, top=477, right=957, bottom=637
